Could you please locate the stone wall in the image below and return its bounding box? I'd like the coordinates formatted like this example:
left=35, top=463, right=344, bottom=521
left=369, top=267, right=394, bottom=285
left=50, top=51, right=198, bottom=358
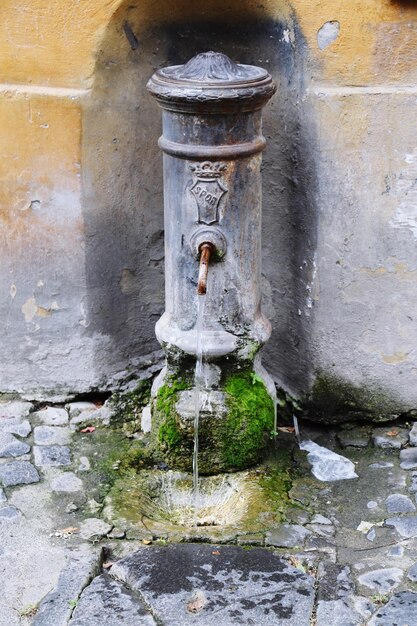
left=1, top=0, right=416, bottom=416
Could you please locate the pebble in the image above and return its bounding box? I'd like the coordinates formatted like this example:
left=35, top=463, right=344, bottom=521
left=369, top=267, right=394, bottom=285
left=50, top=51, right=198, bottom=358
left=0, top=401, right=33, bottom=420
left=107, top=527, right=126, bottom=540
left=409, top=423, right=417, bottom=446
left=50, top=472, right=83, bottom=493
left=358, top=567, right=403, bottom=592
left=0, top=432, right=30, bottom=458
left=366, top=528, right=376, bottom=542
left=367, top=501, right=378, bottom=509
left=35, top=406, right=69, bottom=426
left=386, top=493, right=416, bottom=513
left=0, top=488, right=6, bottom=502
left=368, top=591, right=417, bottom=626
left=385, top=515, right=417, bottom=538
left=34, top=426, right=71, bottom=446
left=265, top=524, right=311, bottom=548
left=372, top=427, right=408, bottom=449
left=33, top=445, right=71, bottom=467
left=78, top=456, right=90, bottom=472
left=0, top=505, right=21, bottom=519
left=65, top=502, right=79, bottom=513
left=86, top=499, right=102, bottom=515
left=79, top=518, right=112, bottom=541
left=66, top=401, right=97, bottom=418
left=408, top=562, right=417, bottom=582
left=0, top=461, right=40, bottom=487
left=400, top=447, right=417, bottom=470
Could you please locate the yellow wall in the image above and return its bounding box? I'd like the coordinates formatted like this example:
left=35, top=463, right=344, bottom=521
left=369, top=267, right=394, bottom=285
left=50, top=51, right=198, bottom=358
left=1, top=0, right=417, bottom=403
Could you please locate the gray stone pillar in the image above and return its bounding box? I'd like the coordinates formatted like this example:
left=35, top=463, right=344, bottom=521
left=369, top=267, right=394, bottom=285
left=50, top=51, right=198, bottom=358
left=147, top=52, right=276, bottom=473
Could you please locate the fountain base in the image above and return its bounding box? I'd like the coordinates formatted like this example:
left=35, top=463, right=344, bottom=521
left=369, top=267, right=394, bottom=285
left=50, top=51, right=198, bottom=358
left=150, top=368, right=275, bottom=474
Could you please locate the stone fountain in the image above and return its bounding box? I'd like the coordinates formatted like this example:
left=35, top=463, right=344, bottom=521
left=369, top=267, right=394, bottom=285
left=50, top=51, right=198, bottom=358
left=147, top=52, right=276, bottom=474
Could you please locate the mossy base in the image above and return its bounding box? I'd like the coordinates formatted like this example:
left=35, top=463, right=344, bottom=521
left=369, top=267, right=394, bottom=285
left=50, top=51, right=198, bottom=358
left=151, top=371, right=275, bottom=474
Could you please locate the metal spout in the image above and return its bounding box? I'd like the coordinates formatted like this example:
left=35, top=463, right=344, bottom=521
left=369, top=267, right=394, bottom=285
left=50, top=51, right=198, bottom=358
left=197, top=243, right=215, bottom=295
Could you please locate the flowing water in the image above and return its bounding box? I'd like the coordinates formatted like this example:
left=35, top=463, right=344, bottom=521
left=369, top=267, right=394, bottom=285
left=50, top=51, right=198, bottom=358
left=193, top=294, right=206, bottom=523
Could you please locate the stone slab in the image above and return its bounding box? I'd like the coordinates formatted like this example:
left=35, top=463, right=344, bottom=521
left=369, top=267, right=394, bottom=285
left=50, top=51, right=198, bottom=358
left=66, top=401, right=97, bottom=418
left=385, top=493, right=416, bottom=513
left=357, top=567, right=403, bottom=592
left=400, top=447, right=417, bottom=469
left=33, top=445, right=71, bottom=467
left=68, top=574, right=156, bottom=625
left=265, top=524, right=312, bottom=548
left=0, top=432, right=30, bottom=457
left=408, top=562, right=417, bottom=582
left=0, top=402, right=33, bottom=420
left=69, top=406, right=113, bottom=431
left=0, top=461, right=40, bottom=486
left=368, top=591, right=417, bottom=626
left=385, top=515, right=417, bottom=538
left=34, top=426, right=71, bottom=446
left=336, top=429, right=370, bottom=449
left=32, top=546, right=101, bottom=626
left=0, top=505, right=21, bottom=519
left=110, top=544, right=315, bottom=625
left=316, top=599, right=363, bottom=626
left=0, top=419, right=31, bottom=438
left=409, top=423, right=417, bottom=446
left=372, top=427, right=408, bottom=449
left=35, top=407, right=69, bottom=426
left=79, top=518, right=112, bottom=541
left=50, top=472, right=83, bottom=493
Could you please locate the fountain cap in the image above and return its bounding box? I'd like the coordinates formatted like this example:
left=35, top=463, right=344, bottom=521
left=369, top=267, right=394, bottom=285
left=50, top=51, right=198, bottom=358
left=147, top=51, right=276, bottom=114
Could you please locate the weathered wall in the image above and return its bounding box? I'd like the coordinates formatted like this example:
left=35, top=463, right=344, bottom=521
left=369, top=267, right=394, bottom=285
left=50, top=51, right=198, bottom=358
left=1, top=0, right=417, bottom=417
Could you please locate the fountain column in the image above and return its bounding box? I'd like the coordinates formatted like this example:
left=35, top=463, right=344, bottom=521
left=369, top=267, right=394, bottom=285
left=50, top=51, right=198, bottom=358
left=147, top=52, right=276, bottom=474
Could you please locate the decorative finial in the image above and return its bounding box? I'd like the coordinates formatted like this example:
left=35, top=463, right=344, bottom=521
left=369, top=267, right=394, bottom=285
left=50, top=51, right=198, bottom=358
left=176, top=52, right=245, bottom=82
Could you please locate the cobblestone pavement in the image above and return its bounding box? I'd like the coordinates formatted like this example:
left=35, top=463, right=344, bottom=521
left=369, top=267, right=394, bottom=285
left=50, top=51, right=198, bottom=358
left=2, top=399, right=417, bottom=624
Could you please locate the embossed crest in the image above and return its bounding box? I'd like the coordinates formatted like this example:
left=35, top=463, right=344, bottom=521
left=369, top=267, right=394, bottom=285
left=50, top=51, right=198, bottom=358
left=190, top=162, right=227, bottom=224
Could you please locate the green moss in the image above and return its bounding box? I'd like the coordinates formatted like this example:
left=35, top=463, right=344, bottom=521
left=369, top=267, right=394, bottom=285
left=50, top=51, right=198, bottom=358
left=308, top=371, right=399, bottom=423
left=110, top=378, right=152, bottom=426
left=221, top=371, right=275, bottom=470
left=156, top=378, right=189, bottom=451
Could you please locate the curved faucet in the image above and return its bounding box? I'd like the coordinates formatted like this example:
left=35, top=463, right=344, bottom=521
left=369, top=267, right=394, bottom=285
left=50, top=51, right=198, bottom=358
left=197, top=242, right=215, bottom=295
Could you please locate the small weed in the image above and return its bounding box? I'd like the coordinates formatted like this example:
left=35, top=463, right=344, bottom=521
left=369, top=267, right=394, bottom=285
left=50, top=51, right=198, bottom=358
left=370, top=593, right=389, bottom=606
left=18, top=604, right=38, bottom=618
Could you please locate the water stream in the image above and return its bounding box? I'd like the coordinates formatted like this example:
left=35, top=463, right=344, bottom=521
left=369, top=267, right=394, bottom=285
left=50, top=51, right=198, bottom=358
left=193, top=294, right=206, bottom=524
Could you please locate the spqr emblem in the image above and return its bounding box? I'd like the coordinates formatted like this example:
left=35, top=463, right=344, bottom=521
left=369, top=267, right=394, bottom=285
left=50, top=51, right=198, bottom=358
left=189, top=162, right=227, bottom=224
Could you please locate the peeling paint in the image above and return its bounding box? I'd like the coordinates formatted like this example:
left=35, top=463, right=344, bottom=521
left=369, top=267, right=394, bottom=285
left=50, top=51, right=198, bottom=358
left=381, top=352, right=409, bottom=365
left=21, top=296, right=59, bottom=322
left=22, top=297, right=38, bottom=323
left=390, top=149, right=417, bottom=238
left=317, top=21, right=340, bottom=50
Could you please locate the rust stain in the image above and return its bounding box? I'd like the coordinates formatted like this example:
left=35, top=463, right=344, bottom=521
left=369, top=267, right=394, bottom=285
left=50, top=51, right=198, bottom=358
left=381, top=351, right=409, bottom=365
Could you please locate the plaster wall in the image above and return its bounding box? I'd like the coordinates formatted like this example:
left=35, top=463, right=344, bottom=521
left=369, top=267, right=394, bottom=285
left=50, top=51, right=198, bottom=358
left=1, top=0, right=417, bottom=416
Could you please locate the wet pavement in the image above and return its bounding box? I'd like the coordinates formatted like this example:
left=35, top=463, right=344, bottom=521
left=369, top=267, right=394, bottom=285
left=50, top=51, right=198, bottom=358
left=2, top=400, right=417, bottom=624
